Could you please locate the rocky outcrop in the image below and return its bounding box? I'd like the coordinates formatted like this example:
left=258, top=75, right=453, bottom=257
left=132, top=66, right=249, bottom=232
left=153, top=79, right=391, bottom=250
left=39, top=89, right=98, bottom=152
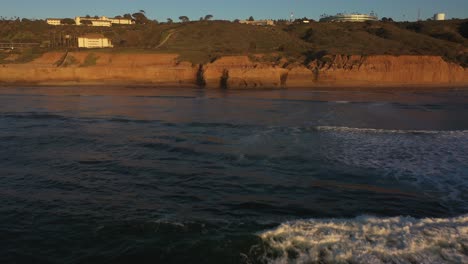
left=0, top=52, right=466, bottom=88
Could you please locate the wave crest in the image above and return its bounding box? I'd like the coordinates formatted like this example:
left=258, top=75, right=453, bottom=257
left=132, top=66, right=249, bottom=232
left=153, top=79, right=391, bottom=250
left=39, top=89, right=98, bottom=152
left=257, top=215, right=468, bottom=264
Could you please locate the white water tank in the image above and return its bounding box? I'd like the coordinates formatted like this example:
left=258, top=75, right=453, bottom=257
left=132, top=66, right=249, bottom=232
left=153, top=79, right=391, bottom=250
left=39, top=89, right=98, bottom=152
left=434, top=13, right=446, bottom=21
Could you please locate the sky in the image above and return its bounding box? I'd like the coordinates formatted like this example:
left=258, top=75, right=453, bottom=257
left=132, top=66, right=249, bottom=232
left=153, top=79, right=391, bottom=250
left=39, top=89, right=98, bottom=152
left=1, top=0, right=467, bottom=22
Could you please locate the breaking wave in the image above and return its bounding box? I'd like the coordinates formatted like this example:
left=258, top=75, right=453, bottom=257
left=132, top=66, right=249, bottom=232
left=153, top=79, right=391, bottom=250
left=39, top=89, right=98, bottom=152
left=257, top=215, right=468, bottom=264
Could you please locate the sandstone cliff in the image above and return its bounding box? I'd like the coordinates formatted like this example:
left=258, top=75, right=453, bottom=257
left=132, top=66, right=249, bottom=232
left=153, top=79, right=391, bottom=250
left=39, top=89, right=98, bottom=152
left=0, top=52, right=466, bottom=88
left=0, top=52, right=198, bottom=86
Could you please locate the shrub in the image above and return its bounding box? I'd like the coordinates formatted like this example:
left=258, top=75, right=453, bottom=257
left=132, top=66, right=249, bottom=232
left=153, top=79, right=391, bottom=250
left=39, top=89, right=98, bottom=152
left=81, top=53, right=98, bottom=67
left=62, top=55, right=78, bottom=67
left=459, top=21, right=468, bottom=38
left=430, top=32, right=463, bottom=43
left=406, top=22, right=424, bottom=33
left=302, top=28, right=314, bottom=41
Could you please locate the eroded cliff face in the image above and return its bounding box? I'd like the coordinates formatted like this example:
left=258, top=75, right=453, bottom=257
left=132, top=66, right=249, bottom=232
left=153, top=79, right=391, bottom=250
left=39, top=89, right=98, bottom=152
left=203, top=55, right=468, bottom=88
left=0, top=52, right=466, bottom=87
left=203, top=56, right=288, bottom=88
left=0, top=52, right=198, bottom=86
left=310, top=55, right=468, bottom=85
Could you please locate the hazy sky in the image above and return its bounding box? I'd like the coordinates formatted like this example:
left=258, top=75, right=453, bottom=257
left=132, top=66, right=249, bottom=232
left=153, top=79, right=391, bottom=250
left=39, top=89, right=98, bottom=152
left=2, top=0, right=467, bottom=21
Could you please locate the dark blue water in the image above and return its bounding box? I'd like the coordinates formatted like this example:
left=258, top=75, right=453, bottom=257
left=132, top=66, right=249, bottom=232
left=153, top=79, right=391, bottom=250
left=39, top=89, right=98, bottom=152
left=1, top=87, right=467, bottom=264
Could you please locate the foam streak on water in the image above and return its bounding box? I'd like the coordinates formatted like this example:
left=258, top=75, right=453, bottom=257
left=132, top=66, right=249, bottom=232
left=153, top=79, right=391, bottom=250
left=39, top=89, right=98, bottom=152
left=258, top=215, right=468, bottom=264
left=315, top=125, right=468, bottom=134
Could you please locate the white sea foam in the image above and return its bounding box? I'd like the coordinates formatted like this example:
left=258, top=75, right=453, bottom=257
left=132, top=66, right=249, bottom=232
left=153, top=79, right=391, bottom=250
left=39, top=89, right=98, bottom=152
left=258, top=215, right=468, bottom=264
left=235, top=125, right=468, bottom=210
left=314, top=126, right=468, bottom=211
left=315, top=126, right=468, bottom=135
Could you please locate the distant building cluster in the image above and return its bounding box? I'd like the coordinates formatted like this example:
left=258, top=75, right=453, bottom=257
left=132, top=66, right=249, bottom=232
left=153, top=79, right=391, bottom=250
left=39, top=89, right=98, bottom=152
left=239, top=20, right=275, bottom=26
left=319, top=13, right=379, bottom=22
left=46, top=16, right=135, bottom=27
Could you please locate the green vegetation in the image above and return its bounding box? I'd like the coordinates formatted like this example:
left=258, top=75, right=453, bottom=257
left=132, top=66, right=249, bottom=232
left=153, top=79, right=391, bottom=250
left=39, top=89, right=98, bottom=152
left=179, top=16, right=190, bottom=23
left=62, top=55, right=78, bottom=67
left=0, top=47, right=44, bottom=64
left=0, top=52, right=7, bottom=63
left=286, top=19, right=467, bottom=65
left=61, top=18, right=75, bottom=25
left=132, top=11, right=150, bottom=24
left=158, top=21, right=307, bottom=64
left=81, top=53, right=99, bottom=67
left=0, top=18, right=467, bottom=66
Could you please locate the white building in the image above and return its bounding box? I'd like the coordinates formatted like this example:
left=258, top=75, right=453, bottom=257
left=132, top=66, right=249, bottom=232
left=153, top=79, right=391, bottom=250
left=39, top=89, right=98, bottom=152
left=46, top=18, right=62, bottom=26
left=434, top=13, right=446, bottom=21
left=239, top=20, right=275, bottom=26
left=78, top=34, right=113, bottom=49
left=90, top=20, right=112, bottom=27
left=319, top=13, right=379, bottom=22
left=110, top=17, right=135, bottom=25
left=47, top=16, right=134, bottom=27
left=75, top=16, right=134, bottom=26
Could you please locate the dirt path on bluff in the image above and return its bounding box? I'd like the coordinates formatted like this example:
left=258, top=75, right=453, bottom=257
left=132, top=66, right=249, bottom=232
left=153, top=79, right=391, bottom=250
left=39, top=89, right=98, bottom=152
left=155, top=30, right=178, bottom=49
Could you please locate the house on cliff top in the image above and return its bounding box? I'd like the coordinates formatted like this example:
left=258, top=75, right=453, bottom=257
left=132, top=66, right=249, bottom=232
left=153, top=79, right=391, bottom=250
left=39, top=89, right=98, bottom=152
left=46, top=18, right=62, bottom=26
left=78, top=34, right=113, bottom=49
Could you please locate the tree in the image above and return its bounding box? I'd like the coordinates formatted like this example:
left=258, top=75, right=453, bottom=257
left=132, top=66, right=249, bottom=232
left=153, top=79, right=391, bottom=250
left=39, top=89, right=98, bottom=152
left=132, top=12, right=149, bottom=24
left=85, top=15, right=91, bottom=18
left=167, top=18, right=173, bottom=24
left=248, top=16, right=254, bottom=21
left=204, top=14, right=213, bottom=21
left=81, top=20, right=92, bottom=26
left=233, top=19, right=240, bottom=23
left=94, top=15, right=99, bottom=19
left=179, top=16, right=190, bottom=23
left=61, top=18, right=76, bottom=25
left=123, top=14, right=132, bottom=19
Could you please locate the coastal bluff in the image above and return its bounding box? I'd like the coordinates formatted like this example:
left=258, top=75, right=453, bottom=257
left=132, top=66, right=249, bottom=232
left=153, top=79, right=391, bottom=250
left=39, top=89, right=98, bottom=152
left=0, top=52, right=466, bottom=88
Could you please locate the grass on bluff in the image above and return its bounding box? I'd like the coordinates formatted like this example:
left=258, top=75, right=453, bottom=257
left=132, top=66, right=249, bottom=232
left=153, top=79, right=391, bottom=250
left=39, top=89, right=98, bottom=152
left=156, top=21, right=310, bottom=64
left=0, top=19, right=467, bottom=66
left=285, top=20, right=467, bottom=64
left=81, top=53, right=99, bottom=67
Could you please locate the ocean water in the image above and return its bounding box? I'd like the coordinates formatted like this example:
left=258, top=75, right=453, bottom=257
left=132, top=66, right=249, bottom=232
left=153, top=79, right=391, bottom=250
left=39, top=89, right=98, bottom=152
left=0, top=87, right=467, bottom=264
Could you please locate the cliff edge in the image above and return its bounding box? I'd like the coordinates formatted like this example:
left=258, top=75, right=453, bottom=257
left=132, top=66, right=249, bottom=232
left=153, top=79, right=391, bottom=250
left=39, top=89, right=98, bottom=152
left=0, top=52, right=466, bottom=88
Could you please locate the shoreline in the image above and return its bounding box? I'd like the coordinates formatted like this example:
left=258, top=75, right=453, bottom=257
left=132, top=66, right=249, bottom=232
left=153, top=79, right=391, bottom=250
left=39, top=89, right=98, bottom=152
left=1, top=81, right=467, bottom=90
